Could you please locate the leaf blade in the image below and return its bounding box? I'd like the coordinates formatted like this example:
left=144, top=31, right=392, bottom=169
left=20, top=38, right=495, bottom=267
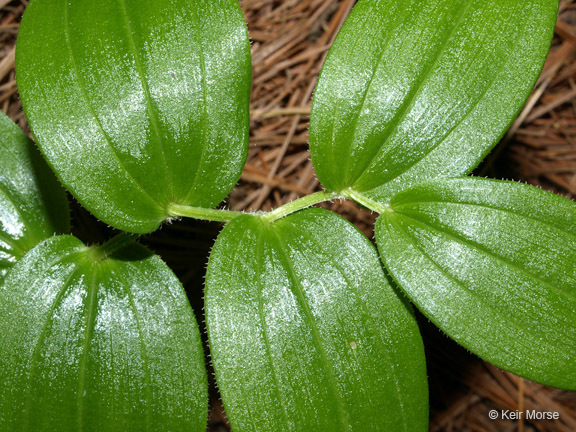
left=16, top=0, right=251, bottom=233
left=0, top=235, right=208, bottom=431
left=0, top=112, right=69, bottom=281
left=206, top=209, right=428, bottom=431
left=376, top=177, right=576, bottom=390
left=309, top=0, right=558, bottom=200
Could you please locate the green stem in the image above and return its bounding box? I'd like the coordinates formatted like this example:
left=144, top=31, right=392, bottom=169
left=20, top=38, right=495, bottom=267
left=168, top=204, right=246, bottom=222
left=90, top=232, right=140, bottom=261
left=168, top=191, right=341, bottom=224
left=262, top=190, right=341, bottom=223
left=342, top=187, right=390, bottom=214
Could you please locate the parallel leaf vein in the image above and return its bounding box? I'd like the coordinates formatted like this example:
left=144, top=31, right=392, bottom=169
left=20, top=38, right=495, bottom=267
left=254, top=227, right=292, bottom=428
left=182, top=2, right=210, bottom=205
left=113, top=262, right=153, bottom=430
left=395, top=212, right=576, bottom=303
left=341, top=0, right=410, bottom=186
left=118, top=0, right=173, bottom=201
left=23, top=253, right=84, bottom=428
left=387, top=219, right=572, bottom=354
left=63, top=0, right=163, bottom=213
left=359, top=2, right=521, bottom=190
left=302, top=217, right=411, bottom=431
left=351, top=0, right=474, bottom=188
left=0, top=183, right=36, bottom=253
left=393, top=198, right=576, bottom=242
left=272, top=229, right=351, bottom=431
left=77, top=262, right=99, bottom=431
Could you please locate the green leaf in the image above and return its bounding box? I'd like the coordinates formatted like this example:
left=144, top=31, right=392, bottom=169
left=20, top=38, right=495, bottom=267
left=16, top=0, right=251, bottom=234
left=309, top=0, right=558, bottom=202
left=0, top=235, right=208, bottom=430
left=0, top=112, right=69, bottom=281
left=375, top=177, right=576, bottom=390
left=206, top=208, right=427, bottom=431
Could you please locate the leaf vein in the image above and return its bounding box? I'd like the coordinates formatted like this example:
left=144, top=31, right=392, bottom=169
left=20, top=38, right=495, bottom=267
left=351, top=0, right=474, bottom=188
left=77, top=262, right=99, bottom=431
left=395, top=212, right=576, bottom=303
left=112, top=261, right=153, bottom=430
left=23, top=253, right=84, bottom=428
left=254, top=227, right=293, bottom=428
left=394, top=196, right=576, bottom=242
left=63, top=1, right=163, bottom=212
left=182, top=3, right=210, bottom=205
left=300, top=217, right=411, bottom=431
left=118, top=0, right=173, bottom=201
left=272, top=229, right=351, bottom=431
left=360, top=4, right=522, bottom=191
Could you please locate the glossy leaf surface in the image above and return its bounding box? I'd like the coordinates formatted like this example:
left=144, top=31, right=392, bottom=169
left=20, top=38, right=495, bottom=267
left=376, top=177, right=576, bottom=390
left=17, top=0, right=251, bottom=233
left=206, top=209, right=427, bottom=431
left=0, top=112, right=69, bottom=281
left=309, top=0, right=558, bottom=202
left=0, top=235, right=208, bottom=430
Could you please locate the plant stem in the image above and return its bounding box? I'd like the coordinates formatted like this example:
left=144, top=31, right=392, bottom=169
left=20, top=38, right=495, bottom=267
left=90, top=232, right=140, bottom=261
left=342, top=188, right=390, bottom=214
left=168, top=191, right=341, bottom=224
left=262, top=190, right=341, bottom=223
left=168, top=204, right=246, bottom=222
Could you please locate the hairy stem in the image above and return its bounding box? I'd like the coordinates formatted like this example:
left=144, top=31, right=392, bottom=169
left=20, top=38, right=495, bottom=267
left=168, top=204, right=246, bottom=222
left=342, top=188, right=390, bottom=214
left=262, top=190, right=341, bottom=223
left=168, top=190, right=341, bottom=224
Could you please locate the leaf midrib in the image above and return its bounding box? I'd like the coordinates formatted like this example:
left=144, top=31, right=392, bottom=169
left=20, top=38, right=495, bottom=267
left=111, top=261, right=153, bottom=431
left=62, top=0, right=165, bottom=217
left=77, top=261, right=99, bottom=432
left=272, top=228, right=351, bottom=431
left=349, top=0, right=474, bottom=190
left=300, top=216, right=413, bottom=431
left=254, top=226, right=292, bottom=429
left=118, top=0, right=173, bottom=202
left=393, top=211, right=576, bottom=304
left=23, top=251, right=85, bottom=429
left=384, top=218, right=575, bottom=359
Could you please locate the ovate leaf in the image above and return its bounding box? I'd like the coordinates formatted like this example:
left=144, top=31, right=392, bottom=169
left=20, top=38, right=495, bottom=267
left=375, top=177, right=576, bottom=390
left=309, top=0, right=558, bottom=202
left=206, top=209, right=427, bottom=431
left=0, top=235, right=208, bottom=431
left=16, top=0, right=251, bottom=233
left=0, top=112, right=69, bottom=281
